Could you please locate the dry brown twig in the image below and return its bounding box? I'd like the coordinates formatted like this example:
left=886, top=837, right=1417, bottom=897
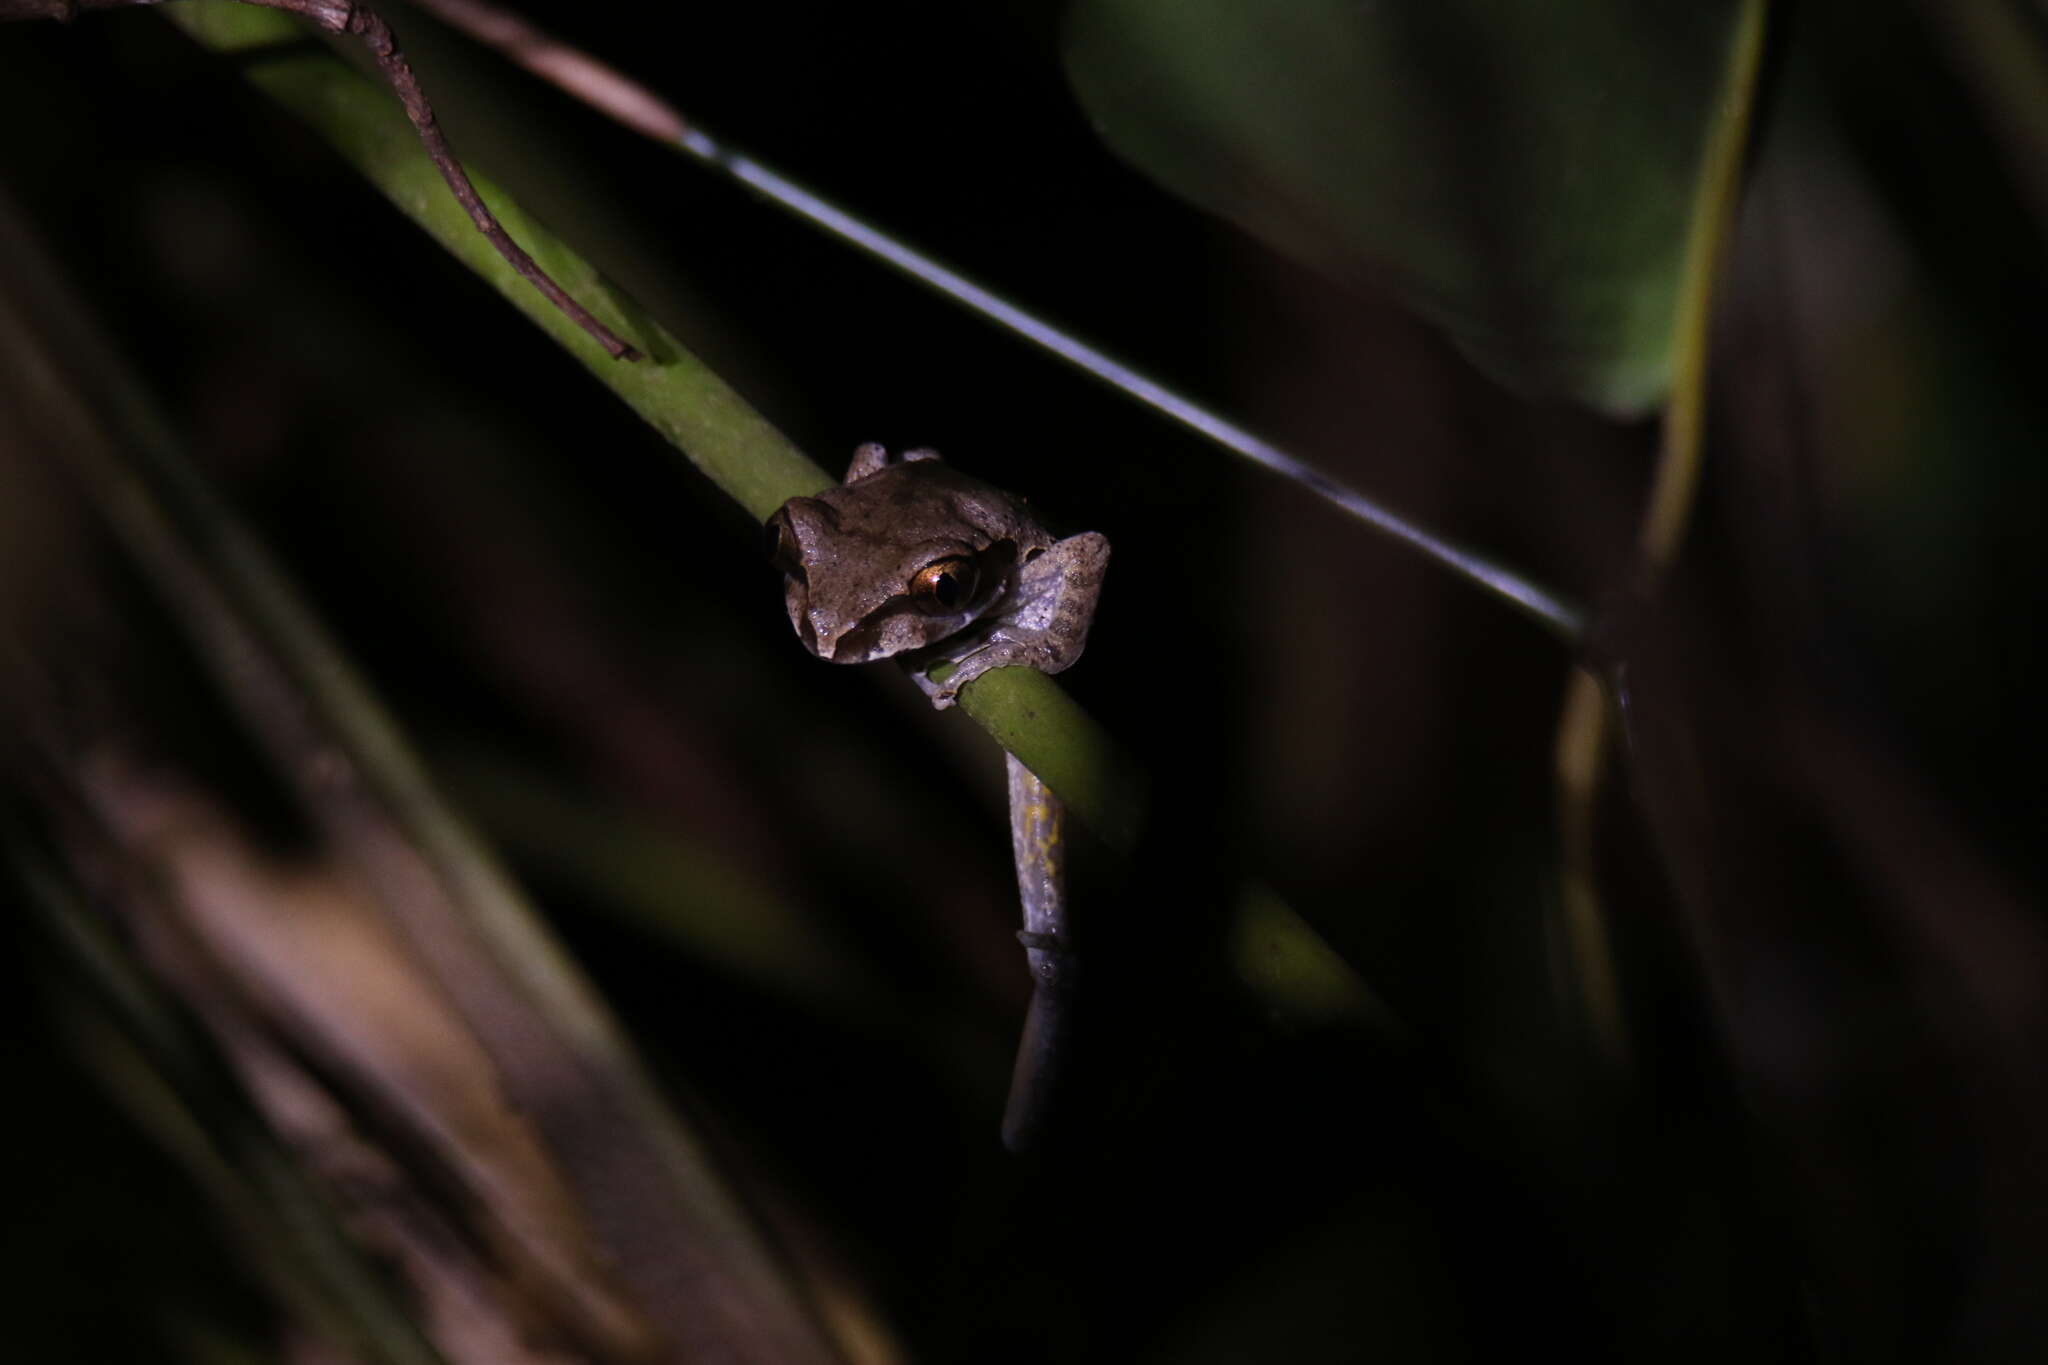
left=2, top=0, right=642, bottom=361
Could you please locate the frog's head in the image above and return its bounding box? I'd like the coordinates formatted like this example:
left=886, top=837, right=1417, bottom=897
left=765, top=476, right=1018, bottom=663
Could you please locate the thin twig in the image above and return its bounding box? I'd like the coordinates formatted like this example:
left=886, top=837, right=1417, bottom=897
left=402, top=0, right=684, bottom=141
left=0, top=0, right=640, bottom=359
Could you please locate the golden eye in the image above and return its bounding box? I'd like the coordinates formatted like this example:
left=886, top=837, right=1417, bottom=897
left=910, top=556, right=977, bottom=613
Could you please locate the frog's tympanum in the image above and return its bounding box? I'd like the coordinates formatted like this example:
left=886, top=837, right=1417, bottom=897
left=766, top=444, right=1109, bottom=707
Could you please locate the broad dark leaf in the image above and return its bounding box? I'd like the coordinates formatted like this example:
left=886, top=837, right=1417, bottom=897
left=1066, top=0, right=1748, bottom=414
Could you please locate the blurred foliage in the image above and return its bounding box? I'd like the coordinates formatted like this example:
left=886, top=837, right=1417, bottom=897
left=3, top=1, right=2047, bottom=1362
left=1066, top=0, right=1749, bottom=415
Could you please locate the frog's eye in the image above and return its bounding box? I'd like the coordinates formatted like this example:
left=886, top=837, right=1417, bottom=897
left=910, top=556, right=978, bottom=613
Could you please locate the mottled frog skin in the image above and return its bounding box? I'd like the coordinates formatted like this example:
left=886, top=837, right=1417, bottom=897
left=766, top=443, right=1109, bottom=706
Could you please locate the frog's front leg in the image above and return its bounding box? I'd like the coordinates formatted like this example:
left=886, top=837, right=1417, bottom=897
left=844, top=441, right=942, bottom=483
left=912, top=531, right=1111, bottom=707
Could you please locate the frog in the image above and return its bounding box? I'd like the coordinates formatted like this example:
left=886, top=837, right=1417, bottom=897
left=764, top=443, right=1110, bottom=708
left=767, top=443, right=1109, bottom=1149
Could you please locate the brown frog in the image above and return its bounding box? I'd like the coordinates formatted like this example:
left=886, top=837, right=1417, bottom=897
left=765, top=443, right=1109, bottom=706
left=767, top=443, right=1110, bottom=1148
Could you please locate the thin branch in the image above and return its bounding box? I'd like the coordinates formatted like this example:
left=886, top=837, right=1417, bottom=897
left=277, top=0, right=641, bottom=360
left=0, top=0, right=640, bottom=359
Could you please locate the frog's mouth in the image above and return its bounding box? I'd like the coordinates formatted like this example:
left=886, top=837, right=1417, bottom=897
left=811, top=601, right=934, bottom=663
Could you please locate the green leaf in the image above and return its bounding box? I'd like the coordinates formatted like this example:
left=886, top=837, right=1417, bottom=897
left=1065, top=0, right=1750, bottom=415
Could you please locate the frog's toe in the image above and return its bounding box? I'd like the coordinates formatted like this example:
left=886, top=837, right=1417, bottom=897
left=905, top=663, right=959, bottom=709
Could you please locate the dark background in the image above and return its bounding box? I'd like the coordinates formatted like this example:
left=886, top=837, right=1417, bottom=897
left=3, top=1, right=2045, bottom=1360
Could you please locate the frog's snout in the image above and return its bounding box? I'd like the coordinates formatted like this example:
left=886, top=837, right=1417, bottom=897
left=805, top=606, right=868, bottom=662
